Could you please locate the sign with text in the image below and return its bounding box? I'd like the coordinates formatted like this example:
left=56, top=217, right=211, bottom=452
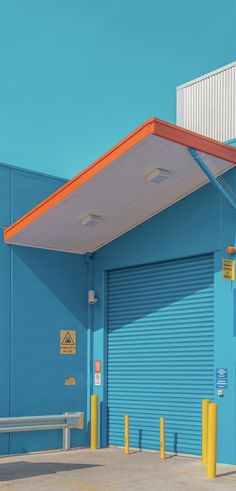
left=222, top=259, right=235, bottom=280
left=216, top=368, right=228, bottom=389
left=95, top=373, right=102, bottom=386
left=60, top=330, right=76, bottom=355
left=95, top=360, right=102, bottom=373
left=65, top=376, right=76, bottom=386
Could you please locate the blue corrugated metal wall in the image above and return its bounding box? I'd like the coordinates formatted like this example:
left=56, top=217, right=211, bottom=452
left=0, top=163, right=89, bottom=455
left=107, top=254, right=214, bottom=455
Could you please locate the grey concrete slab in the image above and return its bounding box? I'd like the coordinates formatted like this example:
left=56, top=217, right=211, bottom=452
left=0, top=448, right=235, bottom=491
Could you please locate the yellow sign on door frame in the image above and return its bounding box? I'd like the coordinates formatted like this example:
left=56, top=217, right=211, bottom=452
left=222, top=259, right=235, bottom=281
left=60, top=330, right=76, bottom=354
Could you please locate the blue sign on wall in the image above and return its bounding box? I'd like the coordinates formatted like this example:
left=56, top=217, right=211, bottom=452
left=216, top=368, right=228, bottom=388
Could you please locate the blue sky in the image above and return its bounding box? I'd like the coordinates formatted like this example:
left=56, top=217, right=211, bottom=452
left=0, top=0, right=235, bottom=178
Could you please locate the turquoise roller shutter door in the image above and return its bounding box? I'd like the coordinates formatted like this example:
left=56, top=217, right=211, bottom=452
left=107, top=254, right=214, bottom=455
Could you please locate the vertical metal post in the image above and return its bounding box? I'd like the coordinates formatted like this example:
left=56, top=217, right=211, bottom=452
left=160, top=417, right=165, bottom=459
left=63, top=413, right=70, bottom=451
left=202, top=399, right=210, bottom=465
left=207, top=403, right=218, bottom=479
left=91, top=395, right=98, bottom=450
left=124, top=415, right=129, bottom=454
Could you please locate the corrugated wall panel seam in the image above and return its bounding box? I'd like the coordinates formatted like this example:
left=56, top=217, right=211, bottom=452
left=107, top=254, right=214, bottom=455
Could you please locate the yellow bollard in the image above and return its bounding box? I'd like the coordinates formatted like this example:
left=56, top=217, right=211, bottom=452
left=90, top=394, right=98, bottom=450
left=202, top=399, right=210, bottom=465
left=160, top=417, right=165, bottom=459
left=124, top=415, right=129, bottom=454
left=207, top=403, right=218, bottom=479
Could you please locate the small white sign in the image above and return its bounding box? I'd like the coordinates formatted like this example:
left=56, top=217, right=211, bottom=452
left=95, top=373, right=101, bottom=386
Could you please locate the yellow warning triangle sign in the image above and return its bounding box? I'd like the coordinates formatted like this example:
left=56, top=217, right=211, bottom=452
left=61, top=331, right=75, bottom=346
left=60, top=330, right=76, bottom=354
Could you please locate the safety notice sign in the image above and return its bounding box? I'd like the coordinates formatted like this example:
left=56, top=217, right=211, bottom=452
left=95, top=373, right=101, bottom=386
left=222, top=259, right=235, bottom=280
left=216, top=368, right=228, bottom=389
left=60, top=330, right=76, bottom=354
left=95, top=360, right=101, bottom=373
left=65, top=376, right=76, bottom=386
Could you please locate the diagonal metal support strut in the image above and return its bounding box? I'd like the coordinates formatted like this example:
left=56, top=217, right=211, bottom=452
left=188, top=147, right=236, bottom=212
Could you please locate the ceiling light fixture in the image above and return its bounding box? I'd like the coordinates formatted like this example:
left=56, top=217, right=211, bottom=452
left=146, top=168, right=170, bottom=183
left=80, top=214, right=102, bottom=227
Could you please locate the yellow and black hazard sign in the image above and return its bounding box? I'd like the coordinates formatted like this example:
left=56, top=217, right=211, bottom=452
left=222, top=259, right=235, bottom=281
left=60, top=330, right=76, bottom=354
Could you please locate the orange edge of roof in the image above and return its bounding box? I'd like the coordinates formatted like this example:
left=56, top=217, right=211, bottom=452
left=4, top=117, right=236, bottom=243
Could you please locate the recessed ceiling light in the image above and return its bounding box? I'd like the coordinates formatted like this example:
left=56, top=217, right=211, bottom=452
left=80, top=214, right=102, bottom=227
left=146, top=168, right=170, bottom=183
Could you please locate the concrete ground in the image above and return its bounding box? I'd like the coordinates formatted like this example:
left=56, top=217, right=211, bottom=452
left=0, top=448, right=236, bottom=491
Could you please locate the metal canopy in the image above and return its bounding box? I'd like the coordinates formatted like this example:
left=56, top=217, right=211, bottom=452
left=4, top=118, right=236, bottom=254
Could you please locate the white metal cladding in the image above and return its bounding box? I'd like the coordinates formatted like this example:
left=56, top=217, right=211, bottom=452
left=107, top=254, right=214, bottom=455
left=177, top=62, right=236, bottom=142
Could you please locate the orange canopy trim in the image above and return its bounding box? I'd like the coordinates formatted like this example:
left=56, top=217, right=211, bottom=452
left=4, top=117, right=236, bottom=243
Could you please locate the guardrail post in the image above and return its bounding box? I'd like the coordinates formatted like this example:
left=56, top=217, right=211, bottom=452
left=202, top=399, right=210, bottom=465
left=160, top=417, right=165, bottom=459
left=90, top=395, right=98, bottom=450
left=207, top=403, right=218, bottom=479
left=124, top=415, right=129, bottom=454
left=63, top=412, right=70, bottom=450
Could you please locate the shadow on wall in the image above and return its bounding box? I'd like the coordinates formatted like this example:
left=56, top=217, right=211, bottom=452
left=138, top=429, right=143, bottom=451
left=107, top=254, right=214, bottom=331
left=174, top=433, right=178, bottom=455
left=0, top=461, right=102, bottom=481
left=13, top=246, right=87, bottom=324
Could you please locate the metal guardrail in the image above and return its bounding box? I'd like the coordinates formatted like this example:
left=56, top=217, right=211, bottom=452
left=0, top=412, right=84, bottom=451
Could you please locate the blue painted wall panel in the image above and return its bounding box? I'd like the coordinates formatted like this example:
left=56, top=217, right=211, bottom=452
left=0, top=164, right=88, bottom=455
left=10, top=247, right=88, bottom=454
left=10, top=168, right=66, bottom=223
left=214, top=250, right=236, bottom=464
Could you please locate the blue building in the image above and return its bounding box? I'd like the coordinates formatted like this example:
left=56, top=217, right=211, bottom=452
left=1, top=115, right=236, bottom=465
